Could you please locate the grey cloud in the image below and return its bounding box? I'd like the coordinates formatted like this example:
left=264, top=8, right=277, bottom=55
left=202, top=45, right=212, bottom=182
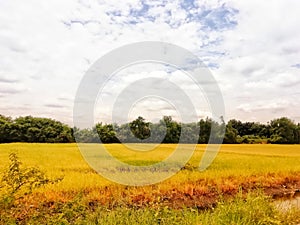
left=237, top=100, right=291, bottom=114
left=57, top=97, right=70, bottom=101
left=9, top=44, right=27, bottom=53
left=44, top=104, right=66, bottom=109
left=280, top=80, right=300, bottom=88
left=0, top=104, right=31, bottom=111
left=0, top=35, right=28, bottom=53
left=57, top=96, right=74, bottom=102
left=281, top=46, right=300, bottom=55
left=0, top=87, right=24, bottom=94
left=61, top=19, right=101, bottom=28
left=0, top=76, right=19, bottom=83
left=147, top=105, right=174, bottom=112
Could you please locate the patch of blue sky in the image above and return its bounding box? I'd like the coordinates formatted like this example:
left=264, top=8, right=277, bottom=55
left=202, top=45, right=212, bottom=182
left=183, top=3, right=238, bottom=31
left=206, top=62, right=219, bottom=69
left=103, top=1, right=238, bottom=33
left=291, top=63, right=300, bottom=68
left=130, top=2, right=150, bottom=18
left=106, top=10, right=122, bottom=17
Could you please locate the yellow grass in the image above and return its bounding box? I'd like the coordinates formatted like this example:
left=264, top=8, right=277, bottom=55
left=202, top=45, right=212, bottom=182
left=0, top=143, right=299, bottom=195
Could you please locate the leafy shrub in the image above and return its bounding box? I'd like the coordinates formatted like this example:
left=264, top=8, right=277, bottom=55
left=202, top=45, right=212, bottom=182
left=0, top=153, right=62, bottom=207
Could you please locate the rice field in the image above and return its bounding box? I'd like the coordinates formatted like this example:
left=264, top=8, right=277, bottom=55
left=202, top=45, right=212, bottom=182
left=1, top=143, right=300, bottom=224
left=1, top=143, right=300, bottom=188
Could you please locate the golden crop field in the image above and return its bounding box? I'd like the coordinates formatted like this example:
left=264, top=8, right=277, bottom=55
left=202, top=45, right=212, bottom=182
left=1, top=143, right=300, bottom=192
left=1, top=143, right=300, bottom=224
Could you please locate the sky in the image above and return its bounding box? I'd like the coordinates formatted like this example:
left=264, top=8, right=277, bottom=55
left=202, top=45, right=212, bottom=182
left=0, top=0, right=300, bottom=126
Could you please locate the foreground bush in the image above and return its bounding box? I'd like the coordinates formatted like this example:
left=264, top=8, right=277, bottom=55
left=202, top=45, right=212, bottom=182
left=0, top=153, right=62, bottom=211
left=1, top=190, right=299, bottom=225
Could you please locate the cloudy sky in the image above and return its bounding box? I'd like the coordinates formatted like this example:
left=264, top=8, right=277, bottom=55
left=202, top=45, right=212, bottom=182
left=0, top=0, right=300, bottom=125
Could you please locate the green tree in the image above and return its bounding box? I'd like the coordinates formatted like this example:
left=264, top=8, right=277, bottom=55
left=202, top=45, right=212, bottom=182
left=161, top=116, right=181, bottom=143
left=11, top=116, right=74, bottom=143
left=129, top=116, right=151, bottom=140
left=96, top=123, right=119, bottom=143
left=198, top=118, right=211, bottom=143
left=224, top=121, right=238, bottom=144
left=270, top=117, right=297, bottom=144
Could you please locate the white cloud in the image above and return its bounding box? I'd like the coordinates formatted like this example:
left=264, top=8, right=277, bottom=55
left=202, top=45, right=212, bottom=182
left=0, top=0, right=299, bottom=124
left=237, top=99, right=291, bottom=113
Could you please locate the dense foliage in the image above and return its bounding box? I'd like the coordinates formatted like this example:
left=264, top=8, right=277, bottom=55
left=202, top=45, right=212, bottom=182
left=74, top=116, right=300, bottom=144
left=0, top=114, right=300, bottom=144
left=0, top=115, right=74, bottom=143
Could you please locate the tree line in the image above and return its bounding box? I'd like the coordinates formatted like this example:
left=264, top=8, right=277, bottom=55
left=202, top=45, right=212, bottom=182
left=1, top=114, right=300, bottom=144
